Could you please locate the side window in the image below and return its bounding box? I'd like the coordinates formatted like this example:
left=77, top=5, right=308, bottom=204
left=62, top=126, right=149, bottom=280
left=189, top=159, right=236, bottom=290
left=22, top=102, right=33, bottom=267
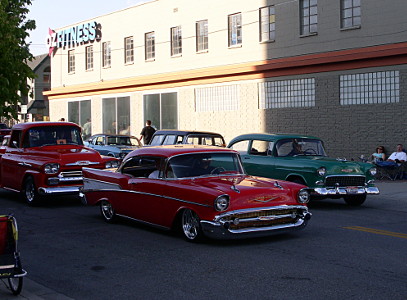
left=250, top=140, right=272, bottom=156
left=122, top=156, right=162, bottom=178
left=10, top=130, right=22, bottom=148
left=150, top=135, right=165, bottom=146
left=96, top=136, right=104, bottom=145
left=176, top=135, right=184, bottom=144
left=163, top=135, right=177, bottom=145
left=186, top=137, right=200, bottom=144
left=229, top=140, right=249, bottom=154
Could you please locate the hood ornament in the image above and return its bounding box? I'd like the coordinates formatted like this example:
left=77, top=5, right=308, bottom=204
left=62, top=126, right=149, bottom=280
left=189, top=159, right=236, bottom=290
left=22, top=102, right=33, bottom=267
left=231, top=184, right=240, bottom=193
left=274, top=181, right=283, bottom=189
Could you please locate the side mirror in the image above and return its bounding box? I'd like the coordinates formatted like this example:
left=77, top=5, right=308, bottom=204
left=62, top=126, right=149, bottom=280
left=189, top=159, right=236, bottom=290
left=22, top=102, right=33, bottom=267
left=12, top=140, right=18, bottom=148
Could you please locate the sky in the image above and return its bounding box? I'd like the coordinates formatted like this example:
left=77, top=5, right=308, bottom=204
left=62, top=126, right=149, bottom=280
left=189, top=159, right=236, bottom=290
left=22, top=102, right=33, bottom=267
left=27, top=0, right=149, bottom=56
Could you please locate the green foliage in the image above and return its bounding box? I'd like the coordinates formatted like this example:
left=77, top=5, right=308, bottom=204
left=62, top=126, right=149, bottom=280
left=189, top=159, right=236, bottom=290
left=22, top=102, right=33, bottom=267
left=0, top=0, right=36, bottom=120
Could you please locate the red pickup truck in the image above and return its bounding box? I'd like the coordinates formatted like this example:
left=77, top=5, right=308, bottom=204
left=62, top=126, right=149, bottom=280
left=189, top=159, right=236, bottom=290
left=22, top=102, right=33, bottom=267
left=0, top=122, right=119, bottom=205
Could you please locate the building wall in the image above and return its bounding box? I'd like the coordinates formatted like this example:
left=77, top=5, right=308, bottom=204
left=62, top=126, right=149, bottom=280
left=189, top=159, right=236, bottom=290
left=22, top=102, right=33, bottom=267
left=47, top=0, right=407, bottom=159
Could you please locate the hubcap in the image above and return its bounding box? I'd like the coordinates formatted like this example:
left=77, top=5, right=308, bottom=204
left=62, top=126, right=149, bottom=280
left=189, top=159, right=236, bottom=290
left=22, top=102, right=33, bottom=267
left=101, top=201, right=114, bottom=220
left=182, top=210, right=199, bottom=240
left=25, top=181, right=35, bottom=202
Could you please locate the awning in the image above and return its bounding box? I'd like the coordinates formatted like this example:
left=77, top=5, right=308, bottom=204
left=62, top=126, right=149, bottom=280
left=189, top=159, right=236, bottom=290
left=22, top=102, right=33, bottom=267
left=27, top=100, right=46, bottom=113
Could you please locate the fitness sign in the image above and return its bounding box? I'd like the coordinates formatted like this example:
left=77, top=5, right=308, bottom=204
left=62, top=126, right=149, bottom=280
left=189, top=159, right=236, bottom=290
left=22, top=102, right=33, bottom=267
left=46, top=21, right=101, bottom=56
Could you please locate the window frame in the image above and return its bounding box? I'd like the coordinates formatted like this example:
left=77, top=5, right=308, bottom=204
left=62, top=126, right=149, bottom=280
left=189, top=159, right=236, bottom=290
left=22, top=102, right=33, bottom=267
left=340, top=0, right=361, bottom=29
left=228, top=13, right=242, bottom=47
left=300, top=0, right=318, bottom=36
left=124, top=36, right=134, bottom=64
left=145, top=31, right=155, bottom=61
left=171, top=26, right=182, bottom=57
left=85, top=45, right=94, bottom=71
left=68, top=50, right=75, bottom=74
left=259, top=6, right=275, bottom=42
left=196, top=20, right=208, bottom=52
left=102, top=41, right=112, bottom=68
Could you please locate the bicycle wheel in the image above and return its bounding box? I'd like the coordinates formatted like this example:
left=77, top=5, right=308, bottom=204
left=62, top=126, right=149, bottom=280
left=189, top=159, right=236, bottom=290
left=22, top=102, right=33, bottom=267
left=8, top=277, right=23, bottom=295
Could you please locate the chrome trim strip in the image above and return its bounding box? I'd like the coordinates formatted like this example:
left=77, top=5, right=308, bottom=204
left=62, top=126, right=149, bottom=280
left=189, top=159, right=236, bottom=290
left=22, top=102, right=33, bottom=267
left=84, top=188, right=212, bottom=208
left=38, top=186, right=81, bottom=195
left=0, top=265, right=15, bottom=269
left=66, top=161, right=100, bottom=166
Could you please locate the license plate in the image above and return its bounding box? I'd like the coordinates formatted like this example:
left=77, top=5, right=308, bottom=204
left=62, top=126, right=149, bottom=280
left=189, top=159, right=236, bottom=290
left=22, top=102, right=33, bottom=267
left=346, top=186, right=358, bottom=194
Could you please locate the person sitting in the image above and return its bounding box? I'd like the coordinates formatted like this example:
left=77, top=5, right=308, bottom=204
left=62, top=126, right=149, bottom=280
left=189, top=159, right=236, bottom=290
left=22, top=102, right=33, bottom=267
left=371, top=146, right=386, bottom=163
left=376, top=144, right=406, bottom=167
left=387, top=144, right=407, bottom=164
left=288, top=140, right=303, bottom=156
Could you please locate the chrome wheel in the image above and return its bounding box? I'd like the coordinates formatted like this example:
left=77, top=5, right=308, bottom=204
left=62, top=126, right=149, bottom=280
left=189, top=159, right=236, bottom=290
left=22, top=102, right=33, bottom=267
left=23, top=177, right=39, bottom=205
left=100, top=200, right=116, bottom=223
left=181, top=209, right=202, bottom=241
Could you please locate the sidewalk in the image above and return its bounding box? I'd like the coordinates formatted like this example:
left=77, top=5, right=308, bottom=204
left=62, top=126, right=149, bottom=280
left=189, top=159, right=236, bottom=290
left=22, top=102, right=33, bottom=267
left=0, top=278, right=74, bottom=300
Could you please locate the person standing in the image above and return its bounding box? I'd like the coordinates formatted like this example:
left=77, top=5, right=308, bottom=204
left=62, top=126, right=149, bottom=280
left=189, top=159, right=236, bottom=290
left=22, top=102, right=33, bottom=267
left=139, top=120, right=156, bottom=145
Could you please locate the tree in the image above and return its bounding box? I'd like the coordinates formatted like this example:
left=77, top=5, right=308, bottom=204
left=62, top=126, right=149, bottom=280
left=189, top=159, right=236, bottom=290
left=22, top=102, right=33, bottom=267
left=0, top=0, right=36, bottom=120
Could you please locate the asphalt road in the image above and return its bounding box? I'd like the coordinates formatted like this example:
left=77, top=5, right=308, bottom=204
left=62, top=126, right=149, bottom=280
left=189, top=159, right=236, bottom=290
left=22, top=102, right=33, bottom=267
left=0, top=180, right=406, bottom=300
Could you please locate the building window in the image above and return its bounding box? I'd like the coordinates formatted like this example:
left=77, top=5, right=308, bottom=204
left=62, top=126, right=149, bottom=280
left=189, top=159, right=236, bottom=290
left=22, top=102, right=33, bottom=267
left=68, top=100, right=91, bottom=138
left=68, top=50, right=75, bottom=73
left=43, top=66, right=50, bottom=83
left=341, top=0, right=361, bottom=29
left=102, top=41, right=111, bottom=68
left=143, top=93, right=178, bottom=130
left=340, top=71, right=399, bottom=105
left=85, top=45, right=93, bottom=71
left=259, top=78, right=316, bottom=109
left=171, top=26, right=182, bottom=56
left=145, top=32, right=155, bottom=60
left=260, top=6, right=275, bottom=42
left=124, top=36, right=134, bottom=64
left=196, top=20, right=208, bottom=52
left=195, top=85, right=240, bottom=112
left=300, top=0, right=318, bottom=35
left=228, top=13, right=242, bottom=47
left=102, top=97, right=130, bottom=135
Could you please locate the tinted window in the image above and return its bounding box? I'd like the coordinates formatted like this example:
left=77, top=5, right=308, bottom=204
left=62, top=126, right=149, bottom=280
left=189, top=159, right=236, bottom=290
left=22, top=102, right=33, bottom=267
left=150, top=135, right=165, bottom=146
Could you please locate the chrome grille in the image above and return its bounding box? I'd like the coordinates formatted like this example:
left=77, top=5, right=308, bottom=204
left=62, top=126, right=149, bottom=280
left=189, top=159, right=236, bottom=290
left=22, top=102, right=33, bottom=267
left=325, top=176, right=365, bottom=187
left=59, top=171, right=82, bottom=178
left=218, top=207, right=307, bottom=230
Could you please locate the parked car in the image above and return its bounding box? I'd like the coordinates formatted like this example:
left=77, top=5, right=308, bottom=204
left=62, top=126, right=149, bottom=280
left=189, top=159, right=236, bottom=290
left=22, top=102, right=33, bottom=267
left=80, top=145, right=312, bottom=241
left=228, top=133, right=379, bottom=206
left=148, top=130, right=226, bottom=147
left=85, top=134, right=142, bottom=160
left=0, top=122, right=120, bottom=205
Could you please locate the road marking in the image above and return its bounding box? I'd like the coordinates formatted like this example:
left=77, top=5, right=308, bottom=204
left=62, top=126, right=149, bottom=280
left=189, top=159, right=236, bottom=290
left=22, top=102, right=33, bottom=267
left=344, top=226, right=407, bottom=239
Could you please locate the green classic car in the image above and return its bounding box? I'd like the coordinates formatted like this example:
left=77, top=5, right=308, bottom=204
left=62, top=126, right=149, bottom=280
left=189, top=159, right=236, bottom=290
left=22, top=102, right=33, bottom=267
left=228, top=133, right=379, bottom=206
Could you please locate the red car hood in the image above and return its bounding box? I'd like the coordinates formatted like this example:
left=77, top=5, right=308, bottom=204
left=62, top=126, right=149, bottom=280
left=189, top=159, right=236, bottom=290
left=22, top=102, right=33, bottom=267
left=27, top=145, right=103, bottom=163
left=186, top=175, right=305, bottom=210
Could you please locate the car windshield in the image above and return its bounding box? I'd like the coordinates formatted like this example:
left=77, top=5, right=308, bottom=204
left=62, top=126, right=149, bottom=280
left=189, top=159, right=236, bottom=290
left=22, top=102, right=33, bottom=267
left=275, top=138, right=327, bottom=157
left=167, top=152, right=245, bottom=178
left=24, top=126, right=83, bottom=147
left=107, top=136, right=139, bottom=146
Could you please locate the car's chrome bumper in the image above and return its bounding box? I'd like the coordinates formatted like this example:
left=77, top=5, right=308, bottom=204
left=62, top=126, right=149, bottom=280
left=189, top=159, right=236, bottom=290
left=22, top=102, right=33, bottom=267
left=200, top=207, right=312, bottom=240
left=313, top=186, right=380, bottom=196
left=38, top=186, right=81, bottom=195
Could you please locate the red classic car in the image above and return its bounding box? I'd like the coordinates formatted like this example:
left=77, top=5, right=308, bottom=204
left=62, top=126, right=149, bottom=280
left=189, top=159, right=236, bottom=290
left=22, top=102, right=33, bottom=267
left=81, top=145, right=312, bottom=241
left=0, top=122, right=119, bottom=205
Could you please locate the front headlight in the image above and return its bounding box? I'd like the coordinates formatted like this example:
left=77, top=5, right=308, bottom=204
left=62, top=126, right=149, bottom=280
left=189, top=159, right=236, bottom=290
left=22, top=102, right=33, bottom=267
left=214, top=195, right=230, bottom=211
left=297, top=188, right=310, bottom=203
left=369, top=167, right=377, bottom=176
left=317, top=167, right=326, bottom=176
left=105, top=160, right=119, bottom=169
left=44, top=163, right=60, bottom=174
